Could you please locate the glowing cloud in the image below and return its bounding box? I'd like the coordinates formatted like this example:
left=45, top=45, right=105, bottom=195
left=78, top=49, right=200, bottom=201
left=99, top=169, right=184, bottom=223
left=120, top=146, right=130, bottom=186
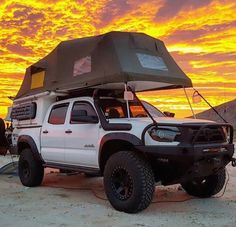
left=0, top=0, right=235, bottom=118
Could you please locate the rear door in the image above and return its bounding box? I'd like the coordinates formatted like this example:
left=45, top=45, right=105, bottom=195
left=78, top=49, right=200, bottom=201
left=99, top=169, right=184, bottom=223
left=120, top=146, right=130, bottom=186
left=41, top=103, right=69, bottom=163
left=64, top=101, right=99, bottom=168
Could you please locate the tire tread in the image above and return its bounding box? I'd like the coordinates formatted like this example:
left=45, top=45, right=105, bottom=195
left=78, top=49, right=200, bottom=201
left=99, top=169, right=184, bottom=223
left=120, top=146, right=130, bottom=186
left=19, top=148, right=44, bottom=187
left=104, top=151, right=155, bottom=213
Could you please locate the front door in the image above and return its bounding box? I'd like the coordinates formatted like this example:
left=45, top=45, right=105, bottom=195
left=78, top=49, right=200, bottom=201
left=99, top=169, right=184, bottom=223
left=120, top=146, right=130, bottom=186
left=64, top=101, right=99, bottom=168
left=41, top=103, right=69, bottom=163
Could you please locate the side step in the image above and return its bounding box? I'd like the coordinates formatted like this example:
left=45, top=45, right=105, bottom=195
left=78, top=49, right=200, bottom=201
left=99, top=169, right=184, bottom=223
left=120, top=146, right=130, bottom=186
left=44, top=162, right=101, bottom=175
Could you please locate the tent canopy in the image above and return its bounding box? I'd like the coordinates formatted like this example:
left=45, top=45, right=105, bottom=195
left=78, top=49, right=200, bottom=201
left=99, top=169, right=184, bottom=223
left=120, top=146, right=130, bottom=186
left=16, top=31, right=192, bottom=99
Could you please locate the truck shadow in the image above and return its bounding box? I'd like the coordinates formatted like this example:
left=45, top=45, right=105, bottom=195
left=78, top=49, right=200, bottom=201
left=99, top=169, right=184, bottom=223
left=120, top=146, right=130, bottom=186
left=42, top=168, right=192, bottom=203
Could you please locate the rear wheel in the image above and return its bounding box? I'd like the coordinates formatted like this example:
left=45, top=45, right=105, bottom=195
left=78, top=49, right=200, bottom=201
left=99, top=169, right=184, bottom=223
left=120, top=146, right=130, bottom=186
left=18, top=148, right=44, bottom=187
left=181, top=168, right=226, bottom=198
left=104, top=151, right=155, bottom=213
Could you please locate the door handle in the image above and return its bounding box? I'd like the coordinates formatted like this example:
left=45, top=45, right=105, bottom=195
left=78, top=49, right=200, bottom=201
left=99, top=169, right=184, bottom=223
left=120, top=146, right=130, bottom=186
left=43, top=130, right=48, bottom=134
left=65, top=130, right=72, bottom=134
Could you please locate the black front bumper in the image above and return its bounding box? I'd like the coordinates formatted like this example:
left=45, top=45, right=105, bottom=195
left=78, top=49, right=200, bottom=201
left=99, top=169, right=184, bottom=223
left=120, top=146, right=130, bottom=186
left=136, top=143, right=234, bottom=185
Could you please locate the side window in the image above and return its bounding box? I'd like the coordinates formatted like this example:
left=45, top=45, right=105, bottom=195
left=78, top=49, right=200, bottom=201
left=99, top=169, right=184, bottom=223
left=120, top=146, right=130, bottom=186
left=105, top=106, right=125, bottom=118
left=70, top=102, right=98, bottom=124
left=129, top=105, right=147, bottom=118
left=48, top=103, right=69, bottom=125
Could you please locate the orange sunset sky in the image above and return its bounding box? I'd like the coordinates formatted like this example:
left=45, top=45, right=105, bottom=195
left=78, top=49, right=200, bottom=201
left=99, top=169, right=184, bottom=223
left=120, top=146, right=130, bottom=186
left=0, top=0, right=236, bottom=118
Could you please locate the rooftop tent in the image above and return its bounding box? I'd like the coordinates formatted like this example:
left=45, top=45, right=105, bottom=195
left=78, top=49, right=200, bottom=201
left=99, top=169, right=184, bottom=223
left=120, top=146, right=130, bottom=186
left=15, top=31, right=192, bottom=99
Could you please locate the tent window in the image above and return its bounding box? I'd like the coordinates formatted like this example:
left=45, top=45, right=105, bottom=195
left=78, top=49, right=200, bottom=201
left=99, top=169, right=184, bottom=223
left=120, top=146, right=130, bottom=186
left=136, top=53, right=168, bottom=71
left=31, top=71, right=45, bottom=89
left=73, top=56, right=91, bottom=76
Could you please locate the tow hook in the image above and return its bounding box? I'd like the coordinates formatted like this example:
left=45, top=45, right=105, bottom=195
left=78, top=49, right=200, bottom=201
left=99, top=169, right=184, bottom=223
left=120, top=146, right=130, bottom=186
left=232, top=158, right=236, bottom=167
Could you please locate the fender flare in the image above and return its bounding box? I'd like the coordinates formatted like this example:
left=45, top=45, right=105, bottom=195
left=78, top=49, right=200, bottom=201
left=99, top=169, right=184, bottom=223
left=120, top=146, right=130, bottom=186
left=17, top=135, right=43, bottom=162
left=99, top=132, right=142, bottom=168
left=100, top=132, right=142, bottom=148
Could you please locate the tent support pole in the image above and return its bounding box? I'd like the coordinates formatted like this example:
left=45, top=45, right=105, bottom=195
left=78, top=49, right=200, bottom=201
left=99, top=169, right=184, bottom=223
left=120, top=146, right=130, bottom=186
left=184, top=87, right=196, bottom=119
left=130, top=88, right=157, bottom=126
left=193, top=88, right=228, bottom=123
left=124, top=83, right=130, bottom=119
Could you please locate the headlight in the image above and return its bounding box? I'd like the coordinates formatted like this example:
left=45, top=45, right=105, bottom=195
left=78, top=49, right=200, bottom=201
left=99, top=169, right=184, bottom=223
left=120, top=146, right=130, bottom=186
left=149, top=127, right=180, bottom=142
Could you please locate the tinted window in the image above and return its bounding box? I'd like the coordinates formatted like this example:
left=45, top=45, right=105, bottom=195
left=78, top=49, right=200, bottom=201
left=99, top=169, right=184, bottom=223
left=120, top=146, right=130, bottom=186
left=104, top=106, right=125, bottom=118
left=70, top=102, right=97, bottom=124
left=48, top=104, right=69, bottom=125
left=99, top=99, right=127, bottom=118
left=129, top=104, right=148, bottom=117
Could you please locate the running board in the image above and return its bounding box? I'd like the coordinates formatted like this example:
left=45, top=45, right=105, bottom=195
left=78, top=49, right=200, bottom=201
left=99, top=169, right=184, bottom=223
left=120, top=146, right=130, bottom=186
left=43, top=162, right=101, bottom=175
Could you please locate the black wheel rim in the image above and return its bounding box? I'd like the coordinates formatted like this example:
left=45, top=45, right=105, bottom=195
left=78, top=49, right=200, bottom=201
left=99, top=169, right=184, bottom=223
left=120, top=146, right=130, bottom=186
left=190, top=177, right=211, bottom=192
left=192, top=178, right=207, bottom=186
left=111, top=167, right=133, bottom=201
left=21, top=161, right=30, bottom=179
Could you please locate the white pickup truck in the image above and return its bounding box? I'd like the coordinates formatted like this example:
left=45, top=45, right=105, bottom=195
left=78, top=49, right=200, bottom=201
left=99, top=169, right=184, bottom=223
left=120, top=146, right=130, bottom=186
left=9, top=89, right=234, bottom=213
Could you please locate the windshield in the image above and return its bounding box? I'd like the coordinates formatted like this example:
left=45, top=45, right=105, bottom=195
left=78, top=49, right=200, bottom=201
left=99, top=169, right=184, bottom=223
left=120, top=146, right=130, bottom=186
left=142, top=101, right=165, bottom=118
left=99, top=97, right=165, bottom=119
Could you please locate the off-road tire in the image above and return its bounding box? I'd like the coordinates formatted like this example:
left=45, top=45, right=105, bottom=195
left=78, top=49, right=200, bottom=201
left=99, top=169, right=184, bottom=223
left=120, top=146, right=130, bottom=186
left=181, top=168, right=226, bottom=198
left=18, top=148, right=44, bottom=187
left=104, top=151, right=155, bottom=213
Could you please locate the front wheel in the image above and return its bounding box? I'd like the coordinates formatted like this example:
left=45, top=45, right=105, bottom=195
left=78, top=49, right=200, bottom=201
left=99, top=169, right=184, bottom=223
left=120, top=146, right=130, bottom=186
left=181, top=168, right=226, bottom=198
left=18, top=148, right=44, bottom=187
left=104, top=151, right=155, bottom=213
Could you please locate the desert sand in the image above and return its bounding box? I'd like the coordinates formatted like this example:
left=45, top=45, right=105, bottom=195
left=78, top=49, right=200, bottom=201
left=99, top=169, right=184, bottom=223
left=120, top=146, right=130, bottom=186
left=0, top=153, right=235, bottom=227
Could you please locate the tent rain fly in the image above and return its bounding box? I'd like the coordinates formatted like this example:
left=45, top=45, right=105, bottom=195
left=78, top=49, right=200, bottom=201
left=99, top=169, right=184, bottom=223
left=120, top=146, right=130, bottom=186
left=16, top=31, right=192, bottom=99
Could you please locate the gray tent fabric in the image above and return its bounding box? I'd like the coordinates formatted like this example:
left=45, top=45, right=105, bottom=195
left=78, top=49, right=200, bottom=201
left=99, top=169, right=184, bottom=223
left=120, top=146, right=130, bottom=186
left=16, top=31, right=192, bottom=98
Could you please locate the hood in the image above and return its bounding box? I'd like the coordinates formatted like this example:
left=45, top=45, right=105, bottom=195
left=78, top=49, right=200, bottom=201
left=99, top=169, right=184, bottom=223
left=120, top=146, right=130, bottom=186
left=108, top=117, right=214, bottom=126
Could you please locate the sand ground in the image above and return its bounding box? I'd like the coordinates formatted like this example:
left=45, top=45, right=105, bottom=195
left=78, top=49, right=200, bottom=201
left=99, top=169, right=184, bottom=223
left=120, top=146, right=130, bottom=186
left=0, top=154, right=235, bottom=227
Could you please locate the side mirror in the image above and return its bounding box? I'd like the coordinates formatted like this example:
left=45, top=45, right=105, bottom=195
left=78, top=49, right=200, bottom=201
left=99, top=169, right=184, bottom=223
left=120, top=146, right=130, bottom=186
left=163, top=111, right=175, bottom=118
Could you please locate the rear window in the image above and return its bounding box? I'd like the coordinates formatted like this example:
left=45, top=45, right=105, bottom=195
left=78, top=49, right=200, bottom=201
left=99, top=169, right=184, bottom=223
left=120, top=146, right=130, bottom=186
left=48, top=104, right=69, bottom=125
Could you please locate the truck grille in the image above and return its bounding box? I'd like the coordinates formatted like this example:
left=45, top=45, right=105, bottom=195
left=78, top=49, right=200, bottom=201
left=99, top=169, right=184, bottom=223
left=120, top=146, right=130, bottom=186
left=190, top=126, right=226, bottom=144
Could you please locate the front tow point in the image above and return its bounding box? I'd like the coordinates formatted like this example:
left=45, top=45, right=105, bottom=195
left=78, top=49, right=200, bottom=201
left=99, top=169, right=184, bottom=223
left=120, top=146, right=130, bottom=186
left=231, top=158, right=236, bottom=167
